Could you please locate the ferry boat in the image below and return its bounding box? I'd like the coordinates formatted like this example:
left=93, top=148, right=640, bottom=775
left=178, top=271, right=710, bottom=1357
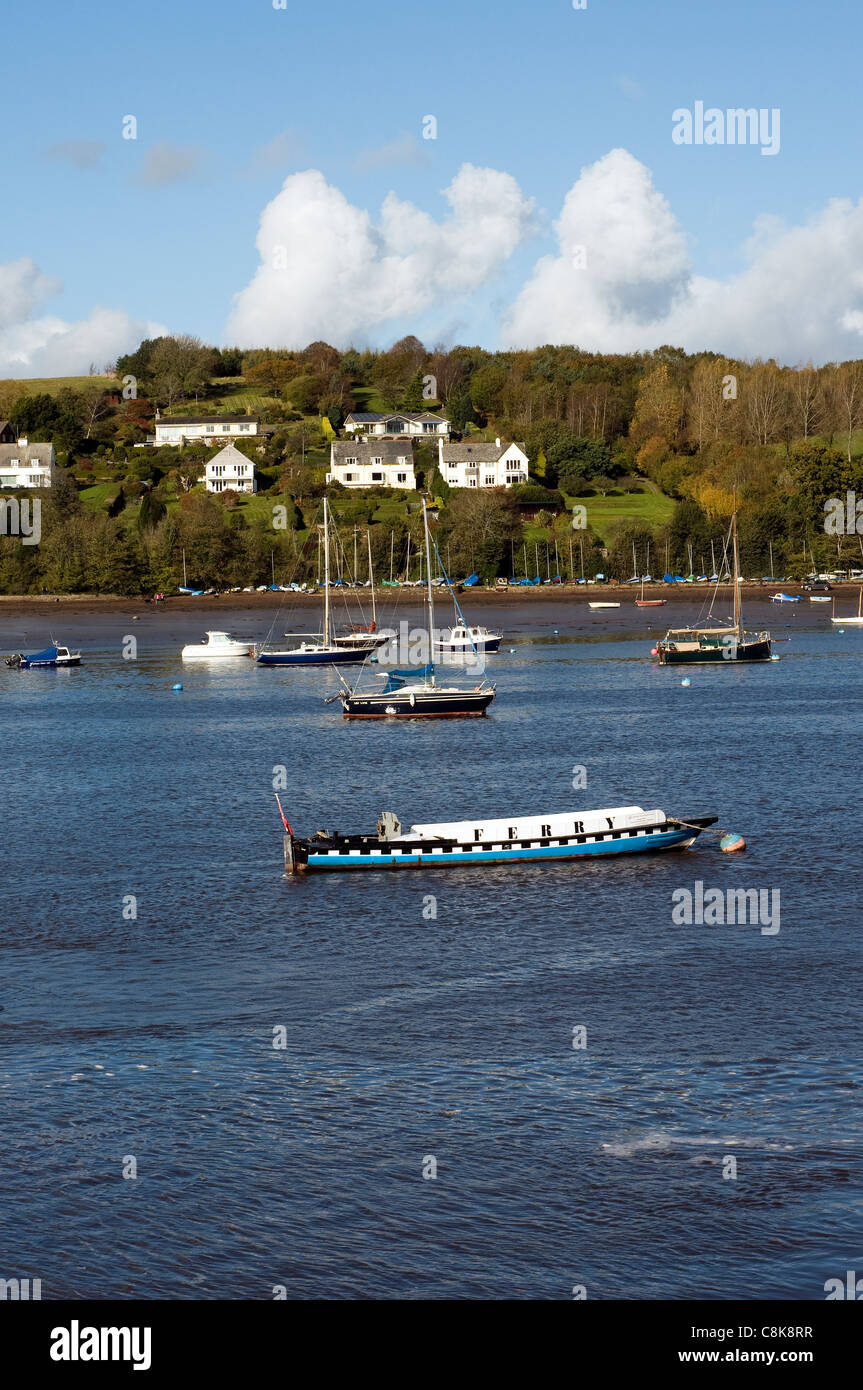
left=278, top=801, right=717, bottom=873
left=181, top=630, right=252, bottom=660
left=5, top=644, right=81, bottom=669
left=655, top=491, right=772, bottom=665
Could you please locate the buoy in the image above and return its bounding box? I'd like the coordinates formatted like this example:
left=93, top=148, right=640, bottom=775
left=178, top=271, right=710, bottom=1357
left=553, top=628, right=559, bottom=635
left=681, top=677, right=691, bottom=686
left=509, top=647, right=516, bottom=653
left=369, top=655, right=378, bottom=663
left=650, top=647, right=658, bottom=656
left=172, top=683, right=183, bottom=691
left=720, top=831, right=746, bottom=853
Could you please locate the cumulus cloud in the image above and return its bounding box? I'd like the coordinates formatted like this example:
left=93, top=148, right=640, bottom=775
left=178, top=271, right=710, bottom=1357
left=227, top=165, right=534, bottom=347
left=44, top=139, right=107, bottom=171
left=505, top=148, right=863, bottom=364
left=0, top=258, right=163, bottom=377
left=135, top=141, right=202, bottom=187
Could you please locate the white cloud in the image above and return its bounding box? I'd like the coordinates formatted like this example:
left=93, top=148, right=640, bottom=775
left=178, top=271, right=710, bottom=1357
left=226, top=165, right=534, bottom=347
left=505, top=148, right=863, bottom=364
left=0, top=258, right=163, bottom=377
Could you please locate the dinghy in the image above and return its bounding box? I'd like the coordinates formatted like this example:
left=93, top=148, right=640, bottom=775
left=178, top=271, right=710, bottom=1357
left=278, top=801, right=717, bottom=873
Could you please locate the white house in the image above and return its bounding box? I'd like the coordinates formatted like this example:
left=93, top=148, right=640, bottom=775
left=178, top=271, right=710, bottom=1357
left=0, top=440, right=57, bottom=488
left=343, top=411, right=450, bottom=439
left=328, top=440, right=416, bottom=489
left=205, top=444, right=257, bottom=494
left=438, top=438, right=528, bottom=489
left=153, top=413, right=261, bottom=447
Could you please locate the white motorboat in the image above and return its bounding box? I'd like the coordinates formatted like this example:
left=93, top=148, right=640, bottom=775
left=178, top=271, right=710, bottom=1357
left=434, top=623, right=502, bottom=653
left=588, top=601, right=620, bottom=609
left=181, top=630, right=252, bottom=660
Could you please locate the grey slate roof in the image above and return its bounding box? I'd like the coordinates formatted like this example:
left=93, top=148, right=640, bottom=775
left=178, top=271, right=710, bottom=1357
left=0, top=443, right=55, bottom=465
left=156, top=415, right=260, bottom=426
left=440, top=440, right=526, bottom=463
left=331, top=440, right=415, bottom=463
left=344, top=411, right=446, bottom=424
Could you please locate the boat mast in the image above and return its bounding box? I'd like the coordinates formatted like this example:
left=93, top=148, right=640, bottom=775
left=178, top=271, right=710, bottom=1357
left=182, top=548, right=187, bottom=587
left=732, top=487, right=741, bottom=634
left=367, top=528, right=376, bottom=628
left=422, top=498, right=436, bottom=686
left=389, top=529, right=394, bottom=581
left=323, top=498, right=331, bottom=645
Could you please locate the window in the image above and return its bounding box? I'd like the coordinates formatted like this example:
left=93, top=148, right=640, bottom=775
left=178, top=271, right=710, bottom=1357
left=506, top=458, right=520, bottom=469
left=396, top=472, right=406, bottom=483
left=469, top=479, right=477, bottom=487
left=371, top=472, right=383, bottom=482
left=344, top=472, right=357, bottom=482
left=222, top=425, right=230, bottom=432
left=371, top=457, right=382, bottom=465
left=239, top=424, right=250, bottom=432
left=344, top=457, right=358, bottom=465
left=484, top=477, right=495, bottom=486
left=423, top=422, right=435, bottom=433
left=206, top=425, right=214, bottom=433
left=448, top=461, right=457, bottom=469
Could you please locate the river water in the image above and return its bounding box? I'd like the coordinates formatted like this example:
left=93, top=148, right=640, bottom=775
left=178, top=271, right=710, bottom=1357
left=0, top=596, right=859, bottom=1298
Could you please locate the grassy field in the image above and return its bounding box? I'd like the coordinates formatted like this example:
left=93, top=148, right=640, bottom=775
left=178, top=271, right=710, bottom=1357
left=560, top=489, right=676, bottom=542
left=0, top=375, right=120, bottom=400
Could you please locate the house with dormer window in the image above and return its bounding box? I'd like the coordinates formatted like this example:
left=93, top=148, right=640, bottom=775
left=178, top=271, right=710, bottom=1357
left=343, top=411, right=450, bottom=439
left=328, top=440, right=416, bottom=489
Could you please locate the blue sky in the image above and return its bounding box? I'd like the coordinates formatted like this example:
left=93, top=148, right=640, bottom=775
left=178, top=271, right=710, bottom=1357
left=3, top=0, right=863, bottom=370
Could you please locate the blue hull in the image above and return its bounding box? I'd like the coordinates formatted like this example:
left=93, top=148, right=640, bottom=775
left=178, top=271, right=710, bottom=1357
left=256, top=648, right=367, bottom=666
left=294, top=826, right=700, bottom=871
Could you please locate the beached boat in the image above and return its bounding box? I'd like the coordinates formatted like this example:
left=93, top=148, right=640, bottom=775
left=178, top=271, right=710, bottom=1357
left=181, top=630, right=252, bottom=660
left=254, top=499, right=373, bottom=666
left=810, top=595, right=832, bottom=603
left=278, top=800, right=717, bottom=872
left=336, top=500, right=496, bottom=717
left=5, top=644, right=81, bottom=669
left=831, top=589, right=863, bottom=625
left=589, top=601, right=620, bottom=609
left=636, top=578, right=666, bottom=607
left=771, top=592, right=801, bottom=603
left=655, top=492, right=772, bottom=665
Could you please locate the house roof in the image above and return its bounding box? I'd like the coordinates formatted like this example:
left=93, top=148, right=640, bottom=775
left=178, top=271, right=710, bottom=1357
left=204, top=444, right=255, bottom=469
left=331, top=440, right=415, bottom=463
left=155, top=415, right=259, bottom=427
left=344, top=411, right=446, bottom=424
left=0, top=443, right=55, bottom=464
left=439, top=440, right=526, bottom=463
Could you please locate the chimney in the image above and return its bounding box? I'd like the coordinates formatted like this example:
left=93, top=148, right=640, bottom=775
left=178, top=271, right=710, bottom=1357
left=495, top=437, right=500, bottom=447
left=19, top=436, right=28, bottom=447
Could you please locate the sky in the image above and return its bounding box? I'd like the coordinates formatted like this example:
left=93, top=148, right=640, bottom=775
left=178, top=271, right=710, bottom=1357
left=2, top=0, right=863, bottom=374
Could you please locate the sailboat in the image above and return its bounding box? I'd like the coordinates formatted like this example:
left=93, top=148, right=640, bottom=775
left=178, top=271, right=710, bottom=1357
left=655, top=490, right=772, bottom=664
left=254, top=499, right=371, bottom=665
left=332, top=528, right=389, bottom=650
left=335, top=500, right=496, bottom=716
left=178, top=548, right=203, bottom=597
left=831, top=588, right=863, bottom=625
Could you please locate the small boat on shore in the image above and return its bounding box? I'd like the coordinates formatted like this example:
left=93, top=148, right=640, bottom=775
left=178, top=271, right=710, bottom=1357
left=589, top=601, right=620, bottom=609
left=181, top=630, right=252, bottom=660
left=5, top=644, right=81, bottom=669
left=278, top=800, right=717, bottom=872
left=771, top=592, right=801, bottom=603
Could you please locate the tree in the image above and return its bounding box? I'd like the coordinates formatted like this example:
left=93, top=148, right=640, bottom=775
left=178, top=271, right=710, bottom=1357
left=630, top=363, right=682, bottom=446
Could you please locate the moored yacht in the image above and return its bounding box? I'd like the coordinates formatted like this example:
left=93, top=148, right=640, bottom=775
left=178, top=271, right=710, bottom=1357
left=181, top=630, right=252, bottom=659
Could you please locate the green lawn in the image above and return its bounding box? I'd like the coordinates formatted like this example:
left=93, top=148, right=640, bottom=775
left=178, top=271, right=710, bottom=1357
left=79, top=481, right=123, bottom=511
left=0, top=375, right=120, bottom=399
left=561, top=489, right=676, bottom=542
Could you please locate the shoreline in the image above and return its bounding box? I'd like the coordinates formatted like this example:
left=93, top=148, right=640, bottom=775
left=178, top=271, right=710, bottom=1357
left=0, top=581, right=858, bottom=615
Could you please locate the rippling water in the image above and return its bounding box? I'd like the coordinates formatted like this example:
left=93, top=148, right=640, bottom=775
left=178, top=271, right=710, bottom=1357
left=1, top=598, right=860, bottom=1298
